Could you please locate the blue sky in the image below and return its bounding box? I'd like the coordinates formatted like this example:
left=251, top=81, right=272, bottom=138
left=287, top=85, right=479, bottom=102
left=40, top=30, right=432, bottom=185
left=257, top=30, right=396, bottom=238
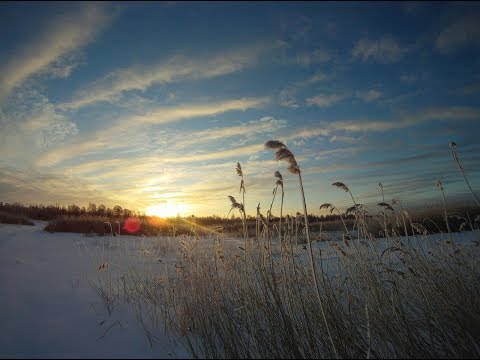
left=1, top=1, right=480, bottom=217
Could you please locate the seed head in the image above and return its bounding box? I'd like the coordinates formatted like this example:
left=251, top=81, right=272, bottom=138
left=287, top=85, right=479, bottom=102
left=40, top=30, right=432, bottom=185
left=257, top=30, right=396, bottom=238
left=332, top=182, right=349, bottom=192
left=435, top=180, right=443, bottom=190
left=265, top=140, right=301, bottom=175
left=236, top=162, right=243, bottom=177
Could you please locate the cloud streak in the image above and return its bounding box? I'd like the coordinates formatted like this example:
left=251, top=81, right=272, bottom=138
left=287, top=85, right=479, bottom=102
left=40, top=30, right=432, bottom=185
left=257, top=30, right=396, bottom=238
left=0, top=89, right=78, bottom=167
left=355, top=89, right=382, bottom=102
left=0, top=3, right=111, bottom=102
left=60, top=43, right=281, bottom=110
left=352, top=36, right=408, bottom=63
left=36, top=97, right=270, bottom=167
left=436, top=15, right=480, bottom=54
left=306, top=94, right=344, bottom=108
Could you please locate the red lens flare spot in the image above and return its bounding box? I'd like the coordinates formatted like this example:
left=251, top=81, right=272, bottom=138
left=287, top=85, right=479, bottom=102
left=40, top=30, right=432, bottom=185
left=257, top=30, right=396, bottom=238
left=123, top=217, right=141, bottom=234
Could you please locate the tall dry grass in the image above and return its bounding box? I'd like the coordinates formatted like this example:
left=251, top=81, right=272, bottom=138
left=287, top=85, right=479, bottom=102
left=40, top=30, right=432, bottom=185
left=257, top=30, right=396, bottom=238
left=89, top=140, right=480, bottom=359
left=0, top=210, right=34, bottom=225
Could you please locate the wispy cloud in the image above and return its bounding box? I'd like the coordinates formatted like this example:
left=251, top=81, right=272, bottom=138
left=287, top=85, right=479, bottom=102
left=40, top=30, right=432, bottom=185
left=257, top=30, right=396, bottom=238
left=274, top=36, right=331, bottom=68
left=436, top=15, right=480, bottom=54
left=124, top=97, right=270, bottom=126
left=36, top=97, right=270, bottom=167
left=172, top=116, right=287, bottom=149
left=352, top=35, right=408, bottom=63
left=0, top=3, right=111, bottom=102
left=279, top=73, right=327, bottom=108
left=327, top=106, right=480, bottom=133
left=60, top=43, right=281, bottom=110
left=400, top=74, right=417, bottom=84
left=461, top=82, right=480, bottom=95
left=0, top=89, right=78, bottom=167
left=284, top=105, right=480, bottom=142
left=306, top=94, right=344, bottom=108
left=162, top=143, right=266, bottom=164
left=355, top=89, right=382, bottom=102
left=0, top=167, right=124, bottom=209
left=289, top=48, right=331, bottom=67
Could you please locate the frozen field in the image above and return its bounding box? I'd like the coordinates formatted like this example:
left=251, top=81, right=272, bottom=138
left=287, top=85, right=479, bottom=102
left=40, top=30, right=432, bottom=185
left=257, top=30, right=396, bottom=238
left=0, top=221, right=188, bottom=359
left=1, top=220, right=478, bottom=358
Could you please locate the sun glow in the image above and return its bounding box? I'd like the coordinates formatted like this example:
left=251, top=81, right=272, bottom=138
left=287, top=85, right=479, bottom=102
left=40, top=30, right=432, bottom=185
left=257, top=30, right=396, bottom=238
left=145, top=203, right=188, bottom=218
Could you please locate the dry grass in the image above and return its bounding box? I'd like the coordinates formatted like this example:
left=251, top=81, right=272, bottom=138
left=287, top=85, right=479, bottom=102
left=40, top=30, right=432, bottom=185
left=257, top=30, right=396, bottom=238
left=87, top=140, right=480, bottom=359
left=0, top=210, right=34, bottom=226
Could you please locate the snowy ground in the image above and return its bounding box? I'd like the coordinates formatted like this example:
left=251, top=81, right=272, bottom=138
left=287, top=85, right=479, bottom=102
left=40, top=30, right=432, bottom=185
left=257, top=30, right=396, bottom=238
left=1, top=221, right=478, bottom=358
left=0, top=221, right=189, bottom=359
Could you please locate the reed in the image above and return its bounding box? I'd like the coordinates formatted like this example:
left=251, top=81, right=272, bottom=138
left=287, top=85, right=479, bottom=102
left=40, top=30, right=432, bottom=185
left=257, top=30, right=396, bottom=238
left=87, top=138, right=480, bottom=359
left=265, top=139, right=338, bottom=359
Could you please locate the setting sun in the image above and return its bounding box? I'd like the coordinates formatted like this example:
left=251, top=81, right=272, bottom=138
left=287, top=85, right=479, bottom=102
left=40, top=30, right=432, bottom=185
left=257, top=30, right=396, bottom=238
left=145, top=203, right=188, bottom=218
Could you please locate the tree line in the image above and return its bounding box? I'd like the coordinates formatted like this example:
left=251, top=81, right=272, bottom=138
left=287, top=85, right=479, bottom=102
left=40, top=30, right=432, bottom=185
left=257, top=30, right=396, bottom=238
left=0, top=201, right=353, bottom=224
left=0, top=202, right=140, bottom=221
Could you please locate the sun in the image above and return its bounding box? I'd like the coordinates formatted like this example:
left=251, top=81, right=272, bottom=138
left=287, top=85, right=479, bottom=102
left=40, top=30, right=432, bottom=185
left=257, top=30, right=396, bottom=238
left=145, top=203, right=188, bottom=218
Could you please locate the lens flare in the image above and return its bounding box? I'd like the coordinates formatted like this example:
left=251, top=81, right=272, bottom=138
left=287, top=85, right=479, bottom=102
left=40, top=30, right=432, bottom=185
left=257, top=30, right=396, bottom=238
left=123, top=217, right=141, bottom=234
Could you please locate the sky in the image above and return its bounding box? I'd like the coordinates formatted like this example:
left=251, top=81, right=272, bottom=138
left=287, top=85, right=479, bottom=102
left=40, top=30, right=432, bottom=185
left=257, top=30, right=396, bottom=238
left=1, top=1, right=480, bottom=218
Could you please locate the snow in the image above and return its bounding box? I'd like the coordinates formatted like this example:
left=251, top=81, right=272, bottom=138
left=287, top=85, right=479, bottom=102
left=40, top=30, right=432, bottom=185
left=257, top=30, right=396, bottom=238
left=1, top=221, right=478, bottom=358
left=0, top=221, right=189, bottom=359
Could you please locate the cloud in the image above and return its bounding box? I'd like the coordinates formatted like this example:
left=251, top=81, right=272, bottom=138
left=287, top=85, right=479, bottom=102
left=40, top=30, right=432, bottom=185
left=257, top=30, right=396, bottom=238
left=54, top=143, right=270, bottom=185
left=279, top=73, right=329, bottom=109
left=285, top=127, right=330, bottom=142
left=352, top=36, right=408, bottom=63
left=279, top=87, right=301, bottom=109
left=355, top=89, right=382, bottom=102
left=400, top=74, right=417, bottom=84
left=462, top=82, right=480, bottom=94
left=306, top=94, right=344, bottom=108
left=0, top=167, right=123, bottom=209
left=329, top=135, right=362, bottom=144
left=172, top=116, right=287, bottom=149
left=36, top=97, right=270, bottom=167
left=415, top=106, right=480, bottom=122
left=334, top=106, right=480, bottom=133
left=292, top=48, right=331, bottom=67
left=60, top=43, right=281, bottom=110
left=401, top=1, right=424, bottom=14
left=284, top=106, right=480, bottom=142
left=0, top=3, right=111, bottom=103
left=436, top=15, right=480, bottom=54
left=125, top=97, right=270, bottom=126
left=162, top=143, right=265, bottom=164
left=0, top=88, right=78, bottom=167
left=279, top=14, right=313, bottom=42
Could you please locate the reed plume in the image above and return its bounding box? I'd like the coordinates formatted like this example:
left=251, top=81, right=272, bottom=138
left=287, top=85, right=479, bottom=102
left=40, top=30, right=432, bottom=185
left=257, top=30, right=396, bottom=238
left=450, top=141, right=480, bottom=207
left=265, top=140, right=300, bottom=175
left=265, top=139, right=338, bottom=358
left=227, top=195, right=244, bottom=217
left=275, top=170, right=285, bottom=255
left=332, top=181, right=357, bottom=205
left=435, top=180, right=452, bottom=235
left=377, top=202, right=394, bottom=212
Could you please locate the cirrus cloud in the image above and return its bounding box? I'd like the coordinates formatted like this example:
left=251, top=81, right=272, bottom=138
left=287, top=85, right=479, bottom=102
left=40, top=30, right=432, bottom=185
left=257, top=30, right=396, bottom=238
left=0, top=3, right=111, bottom=103
left=352, top=35, right=408, bottom=63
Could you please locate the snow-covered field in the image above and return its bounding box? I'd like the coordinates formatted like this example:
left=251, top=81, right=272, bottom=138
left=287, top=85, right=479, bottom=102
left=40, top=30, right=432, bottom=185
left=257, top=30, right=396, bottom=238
left=1, top=220, right=478, bottom=358
left=0, top=221, right=189, bottom=359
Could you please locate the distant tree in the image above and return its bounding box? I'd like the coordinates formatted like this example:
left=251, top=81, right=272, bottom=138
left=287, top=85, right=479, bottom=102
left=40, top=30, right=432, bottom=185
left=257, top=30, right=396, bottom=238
left=122, top=208, right=133, bottom=217
left=87, top=203, right=97, bottom=215
left=68, top=204, right=81, bottom=216
left=98, top=204, right=106, bottom=216
left=113, top=205, right=123, bottom=217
